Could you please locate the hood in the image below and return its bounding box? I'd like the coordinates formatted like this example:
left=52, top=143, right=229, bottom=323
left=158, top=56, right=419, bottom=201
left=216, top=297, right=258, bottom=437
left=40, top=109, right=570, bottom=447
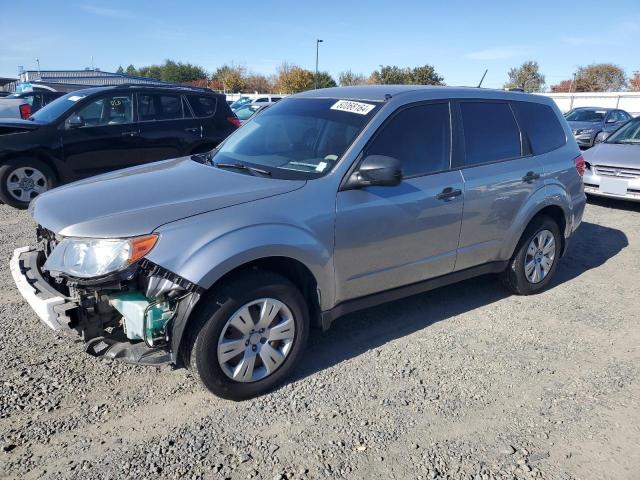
left=31, top=156, right=305, bottom=238
left=0, top=118, right=41, bottom=134
left=567, top=120, right=601, bottom=131
left=583, top=143, right=640, bottom=169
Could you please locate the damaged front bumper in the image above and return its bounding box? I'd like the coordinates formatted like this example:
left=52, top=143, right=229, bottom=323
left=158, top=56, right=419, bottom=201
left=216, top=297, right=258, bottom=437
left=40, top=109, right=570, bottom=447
left=11, top=245, right=201, bottom=366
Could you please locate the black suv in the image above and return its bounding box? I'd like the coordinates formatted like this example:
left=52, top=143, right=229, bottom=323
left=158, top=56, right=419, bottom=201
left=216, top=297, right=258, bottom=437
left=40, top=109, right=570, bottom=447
left=0, top=85, right=238, bottom=208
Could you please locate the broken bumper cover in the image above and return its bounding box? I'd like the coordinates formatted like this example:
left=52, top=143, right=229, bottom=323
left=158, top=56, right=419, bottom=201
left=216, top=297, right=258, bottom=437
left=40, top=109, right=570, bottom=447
left=10, top=246, right=69, bottom=331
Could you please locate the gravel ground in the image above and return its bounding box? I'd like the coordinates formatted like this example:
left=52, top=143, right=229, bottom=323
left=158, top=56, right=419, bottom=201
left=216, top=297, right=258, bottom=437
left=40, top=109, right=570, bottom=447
left=0, top=197, right=639, bottom=480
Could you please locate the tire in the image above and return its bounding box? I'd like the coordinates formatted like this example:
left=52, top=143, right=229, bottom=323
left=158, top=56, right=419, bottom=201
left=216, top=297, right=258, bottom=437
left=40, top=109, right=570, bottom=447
left=184, top=270, right=310, bottom=401
left=0, top=158, right=56, bottom=209
left=501, top=215, right=561, bottom=295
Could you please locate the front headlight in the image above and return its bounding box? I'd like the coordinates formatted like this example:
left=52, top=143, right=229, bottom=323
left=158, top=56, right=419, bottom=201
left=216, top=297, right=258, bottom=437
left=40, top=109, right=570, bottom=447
left=576, top=128, right=595, bottom=135
left=43, top=234, right=158, bottom=278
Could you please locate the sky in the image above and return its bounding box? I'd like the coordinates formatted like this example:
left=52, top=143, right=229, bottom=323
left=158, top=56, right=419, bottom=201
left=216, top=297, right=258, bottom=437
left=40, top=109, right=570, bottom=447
left=1, top=0, right=639, bottom=90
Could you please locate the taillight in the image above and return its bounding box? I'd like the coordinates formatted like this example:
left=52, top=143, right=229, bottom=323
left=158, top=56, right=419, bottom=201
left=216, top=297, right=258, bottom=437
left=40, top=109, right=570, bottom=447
left=226, top=116, right=241, bottom=128
left=19, top=103, right=31, bottom=120
left=575, top=154, right=585, bottom=177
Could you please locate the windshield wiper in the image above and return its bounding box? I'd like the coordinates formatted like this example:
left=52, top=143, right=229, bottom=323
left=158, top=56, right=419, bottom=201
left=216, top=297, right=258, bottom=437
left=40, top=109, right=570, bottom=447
left=214, top=162, right=271, bottom=176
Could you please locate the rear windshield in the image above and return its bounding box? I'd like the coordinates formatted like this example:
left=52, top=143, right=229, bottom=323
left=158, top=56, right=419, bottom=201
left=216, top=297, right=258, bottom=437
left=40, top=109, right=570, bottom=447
left=29, top=91, right=90, bottom=123
left=213, top=98, right=381, bottom=180
left=564, top=109, right=606, bottom=122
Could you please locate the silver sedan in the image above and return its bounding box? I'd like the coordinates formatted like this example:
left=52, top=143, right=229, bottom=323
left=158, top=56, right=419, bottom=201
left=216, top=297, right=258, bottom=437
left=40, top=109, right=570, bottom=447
left=583, top=117, right=640, bottom=202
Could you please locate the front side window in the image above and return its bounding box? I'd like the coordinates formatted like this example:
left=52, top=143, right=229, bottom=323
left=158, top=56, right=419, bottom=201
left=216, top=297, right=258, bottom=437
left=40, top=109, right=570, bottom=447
left=213, top=98, right=380, bottom=179
left=365, top=103, right=451, bottom=177
left=460, top=102, right=521, bottom=166
left=138, top=93, right=183, bottom=121
left=73, top=93, right=133, bottom=126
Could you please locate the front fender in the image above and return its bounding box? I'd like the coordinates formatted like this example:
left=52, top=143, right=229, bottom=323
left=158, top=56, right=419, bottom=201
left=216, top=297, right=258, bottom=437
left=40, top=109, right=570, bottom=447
left=147, top=222, right=334, bottom=310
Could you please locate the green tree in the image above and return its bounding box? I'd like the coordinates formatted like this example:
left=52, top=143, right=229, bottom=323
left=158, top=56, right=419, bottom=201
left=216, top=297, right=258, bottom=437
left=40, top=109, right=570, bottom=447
left=315, top=71, right=337, bottom=89
left=504, top=61, right=545, bottom=92
left=125, top=64, right=137, bottom=76
left=115, top=65, right=124, bottom=74
left=410, top=65, right=445, bottom=85
left=338, top=70, right=366, bottom=86
left=574, top=63, right=626, bottom=92
left=134, top=60, right=208, bottom=83
left=369, top=65, right=444, bottom=85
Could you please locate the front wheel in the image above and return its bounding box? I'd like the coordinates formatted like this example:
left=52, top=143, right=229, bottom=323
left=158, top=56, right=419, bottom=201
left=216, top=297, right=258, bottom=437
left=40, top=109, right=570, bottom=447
left=0, top=159, right=55, bottom=209
left=185, top=271, right=309, bottom=400
left=501, top=215, right=561, bottom=295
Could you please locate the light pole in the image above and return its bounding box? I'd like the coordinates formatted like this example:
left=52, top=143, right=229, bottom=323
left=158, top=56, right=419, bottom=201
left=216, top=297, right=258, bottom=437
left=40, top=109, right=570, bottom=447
left=315, top=39, right=323, bottom=89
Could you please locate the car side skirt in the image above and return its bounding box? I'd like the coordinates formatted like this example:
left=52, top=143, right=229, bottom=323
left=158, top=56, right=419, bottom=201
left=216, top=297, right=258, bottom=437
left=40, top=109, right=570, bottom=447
left=320, top=261, right=508, bottom=330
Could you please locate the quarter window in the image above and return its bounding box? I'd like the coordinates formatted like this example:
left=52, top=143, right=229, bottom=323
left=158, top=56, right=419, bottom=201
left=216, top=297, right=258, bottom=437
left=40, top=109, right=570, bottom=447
left=512, top=101, right=566, bottom=155
left=365, top=103, right=451, bottom=177
left=460, top=102, right=521, bottom=166
left=187, top=95, right=217, bottom=117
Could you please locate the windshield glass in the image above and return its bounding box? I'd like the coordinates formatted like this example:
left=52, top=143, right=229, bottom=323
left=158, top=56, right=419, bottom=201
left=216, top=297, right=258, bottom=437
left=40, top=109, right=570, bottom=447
left=235, top=104, right=262, bottom=120
left=213, top=98, right=381, bottom=180
left=564, top=109, right=606, bottom=122
left=29, top=91, right=91, bottom=123
left=606, top=119, right=640, bottom=144
left=230, top=97, right=252, bottom=110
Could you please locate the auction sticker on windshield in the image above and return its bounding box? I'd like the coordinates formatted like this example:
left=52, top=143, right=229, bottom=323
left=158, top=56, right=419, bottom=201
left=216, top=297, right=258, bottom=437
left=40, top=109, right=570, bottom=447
left=330, top=100, right=376, bottom=115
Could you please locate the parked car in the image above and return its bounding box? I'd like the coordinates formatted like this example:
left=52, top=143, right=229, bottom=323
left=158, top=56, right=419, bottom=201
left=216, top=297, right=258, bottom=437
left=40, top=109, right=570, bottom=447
left=230, top=95, right=283, bottom=111
left=11, top=86, right=585, bottom=400
left=234, top=102, right=272, bottom=124
left=0, top=91, right=64, bottom=119
left=0, top=85, right=238, bottom=208
left=0, top=92, right=11, bottom=98
left=564, top=107, right=632, bottom=148
left=583, top=116, right=640, bottom=202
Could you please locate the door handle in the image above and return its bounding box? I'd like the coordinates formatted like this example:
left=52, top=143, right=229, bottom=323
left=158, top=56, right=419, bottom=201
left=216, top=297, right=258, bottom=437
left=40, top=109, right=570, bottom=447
left=121, top=130, right=139, bottom=137
left=436, top=187, right=463, bottom=201
left=184, top=127, right=199, bottom=133
left=522, top=171, right=541, bottom=183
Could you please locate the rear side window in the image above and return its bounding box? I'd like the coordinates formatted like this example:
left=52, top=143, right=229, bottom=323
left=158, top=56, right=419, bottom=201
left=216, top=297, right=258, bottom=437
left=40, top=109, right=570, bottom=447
left=512, top=101, right=566, bottom=155
left=365, top=102, right=451, bottom=177
left=187, top=95, right=217, bottom=117
left=138, top=93, right=184, bottom=121
left=459, top=102, right=521, bottom=166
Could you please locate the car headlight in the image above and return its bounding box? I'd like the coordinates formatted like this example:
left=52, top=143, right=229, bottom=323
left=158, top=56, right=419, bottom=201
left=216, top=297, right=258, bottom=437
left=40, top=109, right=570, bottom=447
left=576, top=128, right=595, bottom=135
left=43, top=234, right=158, bottom=278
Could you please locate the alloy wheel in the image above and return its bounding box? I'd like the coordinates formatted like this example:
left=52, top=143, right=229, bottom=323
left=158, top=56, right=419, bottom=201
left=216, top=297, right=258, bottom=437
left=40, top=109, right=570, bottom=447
left=524, top=229, right=556, bottom=284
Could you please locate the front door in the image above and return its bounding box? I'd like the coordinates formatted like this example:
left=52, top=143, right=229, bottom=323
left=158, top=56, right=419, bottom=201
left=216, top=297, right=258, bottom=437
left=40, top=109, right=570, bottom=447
left=61, top=92, right=142, bottom=179
left=334, top=102, right=464, bottom=303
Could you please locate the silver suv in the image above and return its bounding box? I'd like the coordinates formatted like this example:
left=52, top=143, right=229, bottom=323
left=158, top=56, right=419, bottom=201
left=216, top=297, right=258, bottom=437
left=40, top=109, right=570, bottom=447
left=11, top=86, right=586, bottom=400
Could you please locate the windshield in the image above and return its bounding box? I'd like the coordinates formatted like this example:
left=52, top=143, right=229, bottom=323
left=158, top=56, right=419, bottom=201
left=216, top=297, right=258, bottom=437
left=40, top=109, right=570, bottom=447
left=564, top=109, right=606, bottom=122
left=230, top=97, right=252, bottom=110
left=606, top=119, right=640, bottom=144
left=212, top=98, right=381, bottom=180
left=235, top=104, right=262, bottom=121
left=29, top=91, right=91, bottom=123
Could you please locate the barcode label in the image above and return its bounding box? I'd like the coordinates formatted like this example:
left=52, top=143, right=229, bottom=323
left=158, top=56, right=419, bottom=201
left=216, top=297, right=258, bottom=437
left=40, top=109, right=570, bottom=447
left=330, top=100, right=376, bottom=115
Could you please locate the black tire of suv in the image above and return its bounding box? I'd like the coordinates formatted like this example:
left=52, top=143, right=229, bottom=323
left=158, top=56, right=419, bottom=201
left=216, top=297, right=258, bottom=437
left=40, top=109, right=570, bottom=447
left=184, top=270, right=310, bottom=401
left=0, top=158, right=56, bottom=209
left=501, top=215, right=561, bottom=295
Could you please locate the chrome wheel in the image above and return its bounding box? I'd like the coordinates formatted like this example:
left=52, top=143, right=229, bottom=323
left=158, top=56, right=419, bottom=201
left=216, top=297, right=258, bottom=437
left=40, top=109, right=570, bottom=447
left=524, top=229, right=556, bottom=284
left=6, top=166, right=49, bottom=203
left=217, top=298, right=295, bottom=383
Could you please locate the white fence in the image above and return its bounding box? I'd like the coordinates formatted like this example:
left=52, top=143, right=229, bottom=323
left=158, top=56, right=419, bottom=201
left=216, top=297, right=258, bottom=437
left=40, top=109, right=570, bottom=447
left=538, top=92, right=640, bottom=117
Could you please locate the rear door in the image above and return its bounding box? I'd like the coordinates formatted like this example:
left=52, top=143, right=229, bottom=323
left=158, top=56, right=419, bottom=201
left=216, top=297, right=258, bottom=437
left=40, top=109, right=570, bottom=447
left=334, top=101, right=464, bottom=302
left=136, top=92, right=202, bottom=162
left=61, top=92, right=142, bottom=179
left=186, top=94, right=233, bottom=150
left=453, top=100, right=544, bottom=271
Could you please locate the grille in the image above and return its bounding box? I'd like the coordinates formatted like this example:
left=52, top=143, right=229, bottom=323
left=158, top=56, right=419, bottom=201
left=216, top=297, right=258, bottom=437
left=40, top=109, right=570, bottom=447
left=594, top=165, right=640, bottom=179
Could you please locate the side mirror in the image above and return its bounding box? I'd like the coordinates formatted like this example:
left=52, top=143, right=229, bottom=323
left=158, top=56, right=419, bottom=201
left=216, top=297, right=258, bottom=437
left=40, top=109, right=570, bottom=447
left=344, top=155, right=402, bottom=189
left=66, top=114, right=84, bottom=129
left=605, top=118, right=616, bottom=124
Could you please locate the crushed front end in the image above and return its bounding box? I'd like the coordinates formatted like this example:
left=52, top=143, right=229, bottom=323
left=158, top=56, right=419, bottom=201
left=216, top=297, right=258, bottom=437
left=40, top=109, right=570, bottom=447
left=10, top=226, right=202, bottom=366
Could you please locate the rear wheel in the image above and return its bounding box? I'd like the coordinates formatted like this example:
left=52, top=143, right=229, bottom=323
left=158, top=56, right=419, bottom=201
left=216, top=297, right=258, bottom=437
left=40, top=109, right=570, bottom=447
left=0, top=159, right=55, bottom=209
left=185, top=271, right=309, bottom=400
left=501, top=215, right=561, bottom=295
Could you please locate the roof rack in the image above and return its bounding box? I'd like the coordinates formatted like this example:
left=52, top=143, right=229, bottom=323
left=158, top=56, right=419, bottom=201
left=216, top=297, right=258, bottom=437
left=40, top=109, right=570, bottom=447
left=114, top=83, right=214, bottom=93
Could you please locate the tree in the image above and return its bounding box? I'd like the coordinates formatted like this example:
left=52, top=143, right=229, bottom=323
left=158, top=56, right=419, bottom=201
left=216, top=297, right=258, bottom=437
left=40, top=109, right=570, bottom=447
left=369, top=64, right=444, bottom=85
left=550, top=79, right=573, bottom=93
left=574, top=63, right=626, bottom=92
left=629, top=71, right=640, bottom=92
left=315, top=71, right=337, bottom=89
left=115, top=65, right=124, bottom=74
left=243, top=73, right=274, bottom=93
left=135, top=59, right=207, bottom=83
left=125, top=64, right=137, bottom=76
left=339, top=70, right=366, bottom=86
left=504, top=61, right=545, bottom=92
left=275, top=62, right=314, bottom=93
left=212, top=64, right=247, bottom=92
